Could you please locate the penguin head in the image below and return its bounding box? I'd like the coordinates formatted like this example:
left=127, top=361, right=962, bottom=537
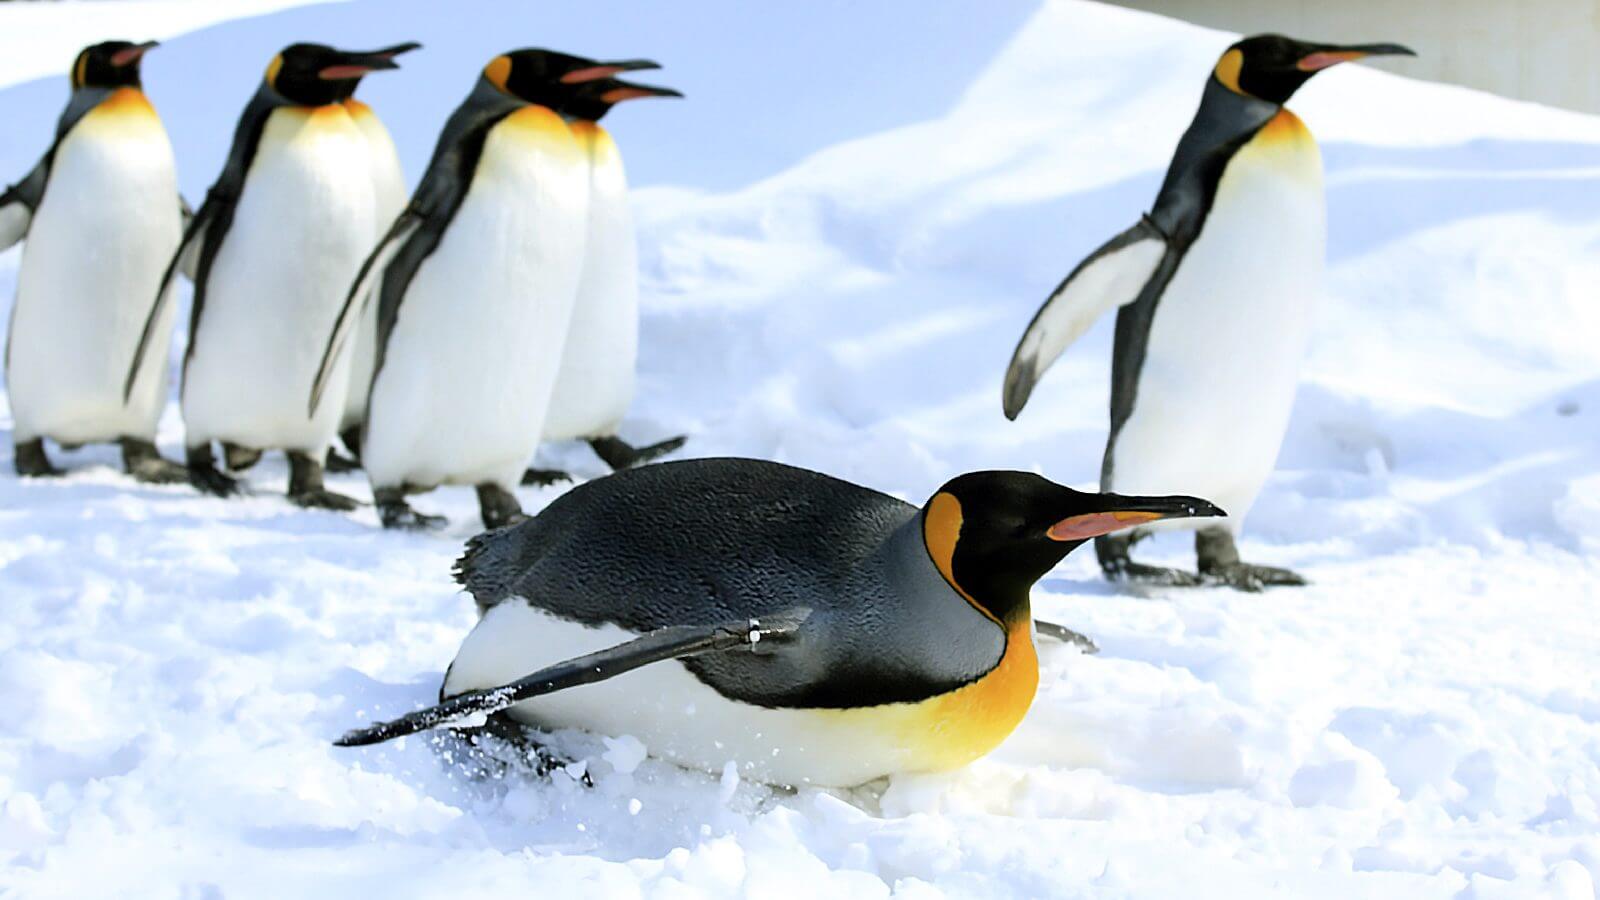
left=265, top=43, right=410, bottom=106
left=563, top=77, right=683, bottom=122
left=72, top=40, right=158, bottom=90
left=481, top=49, right=661, bottom=110
left=1214, top=34, right=1415, bottom=105
left=326, top=42, right=422, bottom=102
left=922, top=472, right=1224, bottom=623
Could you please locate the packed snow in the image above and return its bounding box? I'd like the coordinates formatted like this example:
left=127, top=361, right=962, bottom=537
left=2, top=0, right=1597, bottom=897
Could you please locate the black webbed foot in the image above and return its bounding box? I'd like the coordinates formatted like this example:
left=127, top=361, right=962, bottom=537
left=1196, top=527, right=1305, bottom=592
left=186, top=443, right=243, bottom=497
left=520, top=468, right=571, bottom=487
left=287, top=451, right=359, bottom=511
left=588, top=434, right=688, bottom=471
left=121, top=438, right=189, bottom=484
left=1097, top=530, right=1202, bottom=587
left=450, top=712, right=592, bottom=785
left=222, top=442, right=262, bottom=472
left=375, top=487, right=447, bottom=531
left=324, top=449, right=362, bottom=474
left=477, top=483, right=526, bottom=531
left=14, top=438, right=63, bottom=477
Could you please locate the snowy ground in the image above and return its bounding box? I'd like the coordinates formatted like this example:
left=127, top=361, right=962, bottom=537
left=2, top=1, right=1599, bottom=897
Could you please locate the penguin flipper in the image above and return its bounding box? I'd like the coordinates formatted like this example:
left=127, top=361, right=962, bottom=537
left=333, top=608, right=812, bottom=747
left=307, top=211, right=421, bottom=416
left=1002, top=217, right=1171, bottom=419
left=0, top=157, right=49, bottom=251
left=122, top=197, right=215, bottom=402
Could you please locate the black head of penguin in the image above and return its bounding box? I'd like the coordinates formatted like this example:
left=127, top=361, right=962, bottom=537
left=923, top=471, right=1225, bottom=625
left=1214, top=34, right=1415, bottom=105
left=264, top=43, right=408, bottom=107
left=562, top=77, right=682, bottom=122
left=323, top=42, right=422, bottom=102
left=71, top=40, right=158, bottom=90
left=480, top=49, right=661, bottom=110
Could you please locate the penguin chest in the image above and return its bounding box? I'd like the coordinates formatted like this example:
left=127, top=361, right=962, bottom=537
left=185, top=105, right=376, bottom=450
left=1110, top=110, right=1325, bottom=522
left=544, top=126, right=639, bottom=441
left=362, top=106, right=588, bottom=489
left=443, top=603, right=1037, bottom=788
left=8, top=89, right=180, bottom=443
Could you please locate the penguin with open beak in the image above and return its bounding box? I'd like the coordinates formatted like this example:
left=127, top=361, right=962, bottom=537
left=335, top=457, right=1224, bottom=788
left=1001, top=35, right=1414, bottom=591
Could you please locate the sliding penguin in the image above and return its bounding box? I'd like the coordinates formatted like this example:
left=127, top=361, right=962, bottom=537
left=308, top=49, right=662, bottom=530
left=124, top=43, right=410, bottom=507
left=1002, top=34, right=1412, bottom=591
left=1, top=41, right=189, bottom=482
left=524, top=77, right=685, bottom=485
left=335, top=457, right=1223, bottom=787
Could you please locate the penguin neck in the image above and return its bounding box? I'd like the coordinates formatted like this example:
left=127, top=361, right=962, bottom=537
left=914, top=505, right=1036, bottom=630
left=1150, top=78, right=1284, bottom=241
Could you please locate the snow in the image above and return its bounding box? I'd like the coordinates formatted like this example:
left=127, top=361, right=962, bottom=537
left=1, top=0, right=1597, bottom=897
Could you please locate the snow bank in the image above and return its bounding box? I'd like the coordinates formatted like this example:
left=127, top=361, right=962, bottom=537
left=1, top=0, right=1597, bottom=897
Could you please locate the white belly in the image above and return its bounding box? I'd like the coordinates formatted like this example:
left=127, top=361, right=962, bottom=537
left=182, top=106, right=376, bottom=454
left=7, top=91, right=181, bottom=445
left=1109, top=113, right=1324, bottom=530
left=340, top=106, right=408, bottom=430
left=543, top=128, right=637, bottom=441
left=444, top=602, right=940, bottom=788
left=363, top=107, right=588, bottom=491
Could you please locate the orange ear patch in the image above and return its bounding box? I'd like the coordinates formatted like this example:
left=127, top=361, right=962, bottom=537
left=1214, top=48, right=1245, bottom=94
left=483, top=55, right=512, bottom=93
left=1047, top=510, right=1162, bottom=541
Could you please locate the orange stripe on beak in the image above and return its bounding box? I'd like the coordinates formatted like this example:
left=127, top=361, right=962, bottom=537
left=562, top=65, right=624, bottom=84
left=319, top=65, right=376, bottom=80
left=1297, top=50, right=1367, bottom=71
left=1046, top=510, right=1163, bottom=542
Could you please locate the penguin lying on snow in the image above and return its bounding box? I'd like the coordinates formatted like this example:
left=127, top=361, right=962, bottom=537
left=308, top=50, right=673, bottom=532
left=124, top=42, right=415, bottom=508
left=1002, top=34, right=1412, bottom=591
left=335, top=457, right=1223, bottom=788
left=1, top=41, right=190, bottom=483
left=522, top=76, right=687, bottom=486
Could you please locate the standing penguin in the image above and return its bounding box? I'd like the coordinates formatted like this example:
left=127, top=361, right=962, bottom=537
left=332, top=42, right=420, bottom=471
left=334, top=458, right=1224, bottom=787
left=124, top=43, right=410, bottom=507
left=525, top=76, right=685, bottom=484
left=1001, top=35, right=1412, bottom=591
left=1, top=40, right=189, bottom=482
left=308, top=49, right=662, bottom=530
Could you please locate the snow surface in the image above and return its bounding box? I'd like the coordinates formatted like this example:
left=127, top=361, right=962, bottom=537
left=2, top=1, right=1599, bottom=897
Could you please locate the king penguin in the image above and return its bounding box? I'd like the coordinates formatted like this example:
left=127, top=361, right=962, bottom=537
left=1, top=40, right=189, bottom=483
left=124, top=43, right=410, bottom=507
left=523, top=76, right=686, bottom=485
left=1001, top=35, right=1412, bottom=591
left=308, top=49, right=662, bottom=531
left=334, top=457, right=1223, bottom=787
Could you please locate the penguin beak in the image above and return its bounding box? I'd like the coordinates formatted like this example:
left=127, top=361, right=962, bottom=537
left=111, top=41, right=158, bottom=68
left=600, top=81, right=684, bottom=104
left=562, top=59, right=662, bottom=84
left=318, top=50, right=405, bottom=81
left=367, top=42, right=423, bottom=60
left=1297, top=42, right=1415, bottom=71
left=1046, top=494, right=1226, bottom=542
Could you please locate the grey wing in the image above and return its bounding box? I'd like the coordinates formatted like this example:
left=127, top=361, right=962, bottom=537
left=306, top=211, right=421, bottom=417
left=1001, top=217, right=1173, bottom=420
left=0, top=155, right=49, bottom=251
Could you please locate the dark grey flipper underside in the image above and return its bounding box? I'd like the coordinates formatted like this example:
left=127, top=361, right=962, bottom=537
left=334, top=607, right=811, bottom=747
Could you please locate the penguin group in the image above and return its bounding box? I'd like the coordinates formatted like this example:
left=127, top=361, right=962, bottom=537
left=4, top=39, right=686, bottom=529
left=4, top=32, right=1412, bottom=788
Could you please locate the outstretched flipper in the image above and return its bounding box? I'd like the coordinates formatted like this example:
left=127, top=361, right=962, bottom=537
left=1033, top=619, right=1099, bottom=654
left=334, top=607, right=812, bottom=747
left=1002, top=217, right=1173, bottom=420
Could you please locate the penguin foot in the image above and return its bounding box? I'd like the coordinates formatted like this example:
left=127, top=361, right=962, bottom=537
left=375, top=489, right=447, bottom=531
left=324, top=449, right=362, bottom=474
left=222, top=442, right=262, bottom=472
left=1033, top=619, right=1100, bottom=654
left=477, top=484, right=526, bottom=531
left=520, top=467, right=571, bottom=487
left=289, top=488, right=361, bottom=512
left=451, top=713, right=592, bottom=785
left=1105, top=561, right=1204, bottom=587
left=588, top=434, right=688, bottom=471
left=186, top=444, right=242, bottom=497
left=14, top=438, right=63, bottom=478
left=121, top=438, right=189, bottom=485
left=1200, top=562, right=1307, bottom=593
